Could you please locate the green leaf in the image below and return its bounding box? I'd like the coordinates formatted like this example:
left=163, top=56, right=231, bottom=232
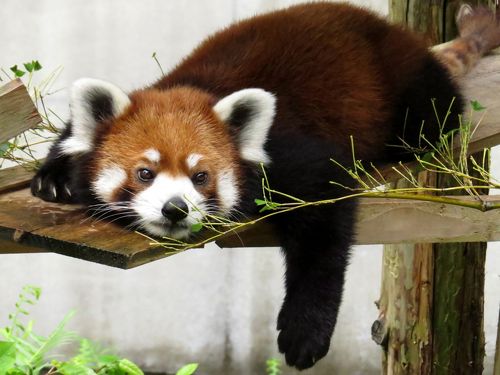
left=23, top=62, right=34, bottom=72
left=33, top=61, right=42, bottom=71
left=176, top=363, right=199, bottom=375
left=470, top=100, right=486, bottom=111
left=0, top=143, right=10, bottom=157
left=265, top=357, right=281, bottom=375
left=258, top=202, right=279, bottom=213
left=0, top=341, right=16, bottom=372
left=421, top=151, right=434, bottom=164
left=6, top=369, right=26, bottom=375
left=9, top=65, right=25, bottom=77
left=117, top=358, right=144, bottom=375
left=254, top=199, right=267, bottom=206
left=191, top=222, right=203, bottom=233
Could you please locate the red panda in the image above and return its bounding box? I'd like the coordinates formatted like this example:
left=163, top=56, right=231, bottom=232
left=31, top=3, right=500, bottom=370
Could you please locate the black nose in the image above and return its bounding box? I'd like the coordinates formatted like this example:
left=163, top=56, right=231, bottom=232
left=161, top=197, right=189, bottom=222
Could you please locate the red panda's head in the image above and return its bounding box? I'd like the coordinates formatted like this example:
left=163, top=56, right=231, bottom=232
left=59, top=79, right=276, bottom=239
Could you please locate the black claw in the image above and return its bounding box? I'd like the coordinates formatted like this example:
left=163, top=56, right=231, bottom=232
left=31, top=164, right=74, bottom=204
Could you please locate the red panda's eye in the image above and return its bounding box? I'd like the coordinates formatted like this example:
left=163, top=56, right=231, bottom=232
left=192, top=171, right=208, bottom=185
left=137, top=168, right=155, bottom=182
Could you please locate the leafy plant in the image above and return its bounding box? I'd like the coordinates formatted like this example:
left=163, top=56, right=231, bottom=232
left=265, top=358, right=281, bottom=375
left=0, top=60, right=62, bottom=170
left=175, top=363, right=198, bottom=375
left=0, top=286, right=145, bottom=375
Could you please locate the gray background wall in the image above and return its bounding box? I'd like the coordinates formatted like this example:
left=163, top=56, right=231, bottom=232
left=0, top=1, right=498, bottom=374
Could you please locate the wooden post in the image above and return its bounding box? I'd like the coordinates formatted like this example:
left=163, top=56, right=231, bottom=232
left=377, top=1, right=491, bottom=374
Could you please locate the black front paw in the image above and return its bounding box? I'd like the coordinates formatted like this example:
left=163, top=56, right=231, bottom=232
left=277, top=300, right=333, bottom=370
left=31, top=163, right=75, bottom=203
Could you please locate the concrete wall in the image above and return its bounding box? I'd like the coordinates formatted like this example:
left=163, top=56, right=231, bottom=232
left=0, top=1, right=498, bottom=374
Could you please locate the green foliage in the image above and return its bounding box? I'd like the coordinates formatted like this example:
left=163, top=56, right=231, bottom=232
left=190, top=222, right=203, bottom=233
left=1, top=286, right=145, bottom=375
left=470, top=99, right=486, bottom=112
left=0, top=142, right=12, bottom=158
left=24, top=61, right=43, bottom=73
left=1, top=60, right=62, bottom=170
left=175, top=363, right=199, bottom=375
left=9, top=65, right=25, bottom=77
left=265, top=358, right=281, bottom=375
left=0, top=285, right=77, bottom=374
left=9, top=61, right=42, bottom=78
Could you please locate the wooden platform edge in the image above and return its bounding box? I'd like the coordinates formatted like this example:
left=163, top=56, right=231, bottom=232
left=3, top=186, right=500, bottom=269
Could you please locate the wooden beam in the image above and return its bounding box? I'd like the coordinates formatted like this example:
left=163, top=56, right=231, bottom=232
left=0, top=163, right=35, bottom=193
left=0, top=79, right=42, bottom=144
left=2, top=186, right=500, bottom=268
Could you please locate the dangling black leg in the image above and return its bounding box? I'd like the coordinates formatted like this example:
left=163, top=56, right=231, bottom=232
left=273, top=201, right=356, bottom=370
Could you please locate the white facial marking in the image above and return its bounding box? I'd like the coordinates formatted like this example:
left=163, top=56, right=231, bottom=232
left=60, top=78, right=131, bottom=155
left=213, top=88, right=276, bottom=165
left=144, top=148, right=161, bottom=164
left=92, top=164, right=127, bottom=202
left=132, top=173, right=206, bottom=239
left=186, top=153, right=203, bottom=169
left=217, top=169, right=240, bottom=213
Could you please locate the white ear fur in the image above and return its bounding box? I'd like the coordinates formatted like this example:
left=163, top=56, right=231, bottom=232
left=59, top=78, right=131, bottom=155
left=213, top=88, right=276, bottom=165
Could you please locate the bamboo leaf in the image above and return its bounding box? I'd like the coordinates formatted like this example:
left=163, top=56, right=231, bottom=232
left=190, top=223, right=203, bottom=233
left=33, top=61, right=42, bottom=71
left=9, top=65, right=25, bottom=77
left=0, top=341, right=16, bottom=372
left=117, top=358, right=144, bottom=374
left=470, top=100, right=486, bottom=111
left=254, top=199, right=267, bottom=206
left=176, top=363, right=199, bottom=375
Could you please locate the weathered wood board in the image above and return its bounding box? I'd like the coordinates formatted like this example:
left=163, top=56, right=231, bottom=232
left=0, top=79, right=42, bottom=144
left=1, top=181, right=500, bottom=269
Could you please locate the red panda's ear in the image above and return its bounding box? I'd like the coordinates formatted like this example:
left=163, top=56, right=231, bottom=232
left=59, top=78, right=131, bottom=155
left=213, top=88, right=276, bottom=165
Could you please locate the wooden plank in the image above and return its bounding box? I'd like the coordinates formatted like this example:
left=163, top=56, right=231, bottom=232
left=0, top=163, right=35, bottom=192
left=0, top=79, right=42, bottom=143
left=461, top=49, right=500, bottom=155
left=356, top=195, right=500, bottom=244
left=0, top=235, right=46, bottom=254
left=1, top=187, right=500, bottom=269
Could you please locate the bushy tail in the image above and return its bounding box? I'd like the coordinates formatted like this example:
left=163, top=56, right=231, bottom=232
left=433, top=5, right=500, bottom=78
